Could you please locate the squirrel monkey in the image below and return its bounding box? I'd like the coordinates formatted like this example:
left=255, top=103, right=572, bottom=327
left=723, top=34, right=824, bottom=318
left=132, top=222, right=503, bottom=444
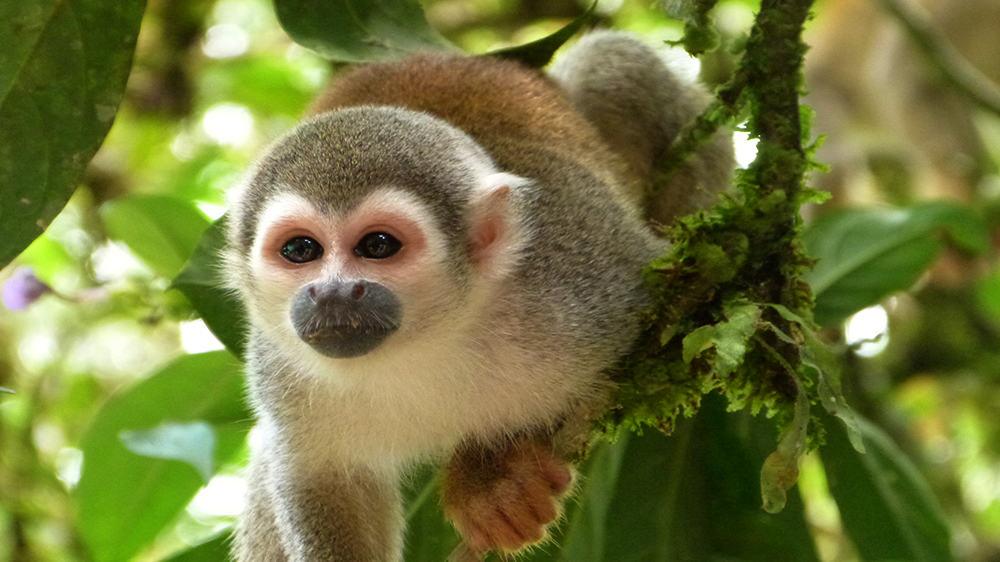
left=225, top=31, right=733, bottom=561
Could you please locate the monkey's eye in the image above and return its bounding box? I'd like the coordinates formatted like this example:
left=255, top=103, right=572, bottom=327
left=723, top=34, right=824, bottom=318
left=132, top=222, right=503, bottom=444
left=354, top=232, right=402, bottom=259
left=280, top=236, right=324, bottom=264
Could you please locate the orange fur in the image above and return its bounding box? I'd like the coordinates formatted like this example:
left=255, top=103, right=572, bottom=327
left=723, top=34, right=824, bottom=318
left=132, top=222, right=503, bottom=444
left=309, top=54, right=627, bottom=190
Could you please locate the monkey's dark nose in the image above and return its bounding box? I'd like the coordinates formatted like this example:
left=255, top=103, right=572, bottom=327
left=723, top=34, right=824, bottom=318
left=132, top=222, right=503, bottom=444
left=306, top=281, right=368, bottom=305
left=291, top=279, right=402, bottom=358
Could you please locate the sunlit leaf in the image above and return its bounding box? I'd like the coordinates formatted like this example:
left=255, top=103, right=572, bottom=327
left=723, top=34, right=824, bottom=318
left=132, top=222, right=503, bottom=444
left=273, top=0, right=456, bottom=63
left=120, top=421, right=216, bottom=483
left=0, top=0, right=145, bottom=269
left=101, top=194, right=212, bottom=279
left=161, top=531, right=232, bottom=562
left=821, top=413, right=952, bottom=562
left=76, top=351, right=250, bottom=562
left=804, top=201, right=989, bottom=325
left=200, top=56, right=318, bottom=115
left=173, top=216, right=248, bottom=357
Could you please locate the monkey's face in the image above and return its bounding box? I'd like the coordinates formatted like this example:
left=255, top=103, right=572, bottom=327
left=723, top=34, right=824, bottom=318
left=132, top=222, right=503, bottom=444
left=247, top=188, right=462, bottom=360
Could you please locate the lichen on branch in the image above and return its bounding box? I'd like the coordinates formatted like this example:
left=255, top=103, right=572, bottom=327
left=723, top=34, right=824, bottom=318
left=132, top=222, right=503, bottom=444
left=604, top=0, right=838, bottom=464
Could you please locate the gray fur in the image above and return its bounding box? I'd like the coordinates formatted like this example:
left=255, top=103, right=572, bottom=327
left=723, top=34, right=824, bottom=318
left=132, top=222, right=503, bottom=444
left=550, top=30, right=735, bottom=223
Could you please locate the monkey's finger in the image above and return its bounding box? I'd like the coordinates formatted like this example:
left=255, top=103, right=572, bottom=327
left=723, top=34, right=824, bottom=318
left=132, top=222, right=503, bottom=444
left=498, top=506, right=538, bottom=549
left=543, top=463, right=573, bottom=494
left=517, top=477, right=559, bottom=524
left=535, top=455, right=573, bottom=493
left=495, top=495, right=550, bottom=547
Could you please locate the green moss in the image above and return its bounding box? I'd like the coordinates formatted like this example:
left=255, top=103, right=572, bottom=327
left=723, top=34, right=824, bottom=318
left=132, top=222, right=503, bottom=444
left=600, top=0, right=836, bottom=468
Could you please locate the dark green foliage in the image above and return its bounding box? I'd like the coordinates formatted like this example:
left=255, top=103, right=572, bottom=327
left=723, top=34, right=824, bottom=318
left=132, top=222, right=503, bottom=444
left=0, top=0, right=146, bottom=269
left=822, top=412, right=953, bottom=561
left=273, top=0, right=456, bottom=62
left=804, top=202, right=989, bottom=325
left=173, top=217, right=249, bottom=357
left=487, top=2, right=598, bottom=68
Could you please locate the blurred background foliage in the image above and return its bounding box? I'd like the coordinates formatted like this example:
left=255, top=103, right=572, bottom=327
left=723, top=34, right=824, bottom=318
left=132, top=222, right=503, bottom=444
left=2, top=0, right=1000, bottom=560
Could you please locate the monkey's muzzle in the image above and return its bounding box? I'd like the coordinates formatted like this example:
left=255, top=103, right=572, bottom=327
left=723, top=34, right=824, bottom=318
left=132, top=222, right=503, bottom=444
left=290, top=279, right=402, bottom=359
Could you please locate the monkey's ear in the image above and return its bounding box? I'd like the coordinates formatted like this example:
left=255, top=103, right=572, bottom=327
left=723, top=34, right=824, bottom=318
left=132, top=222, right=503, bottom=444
left=469, top=173, right=522, bottom=270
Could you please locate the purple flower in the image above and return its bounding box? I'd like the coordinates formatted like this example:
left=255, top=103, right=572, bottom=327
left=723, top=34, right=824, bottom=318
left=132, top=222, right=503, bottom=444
left=2, top=267, right=54, bottom=311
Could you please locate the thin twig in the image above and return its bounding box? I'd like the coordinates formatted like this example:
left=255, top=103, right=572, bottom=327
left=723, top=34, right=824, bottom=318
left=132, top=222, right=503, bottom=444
left=879, top=0, right=1000, bottom=117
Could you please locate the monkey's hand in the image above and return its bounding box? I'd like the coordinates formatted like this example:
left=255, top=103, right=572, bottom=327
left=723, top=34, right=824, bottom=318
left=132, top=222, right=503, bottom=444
left=441, top=436, right=573, bottom=555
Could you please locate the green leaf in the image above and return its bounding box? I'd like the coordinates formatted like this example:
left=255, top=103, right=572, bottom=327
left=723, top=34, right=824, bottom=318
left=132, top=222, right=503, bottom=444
left=764, top=304, right=865, bottom=453
left=172, top=216, right=248, bottom=357
left=821, top=412, right=952, bottom=562
left=803, top=201, right=989, bottom=325
left=161, top=531, right=232, bottom=562
left=76, top=351, right=251, bottom=562
left=682, top=325, right=717, bottom=363
left=681, top=302, right=760, bottom=378
left=120, top=421, right=216, bottom=483
left=101, top=194, right=212, bottom=279
left=273, top=0, right=456, bottom=63
left=402, top=466, right=459, bottom=561
left=553, top=438, right=629, bottom=562
left=487, top=2, right=597, bottom=68
left=760, top=387, right=809, bottom=514
left=0, top=0, right=145, bottom=269
left=200, top=56, right=317, bottom=115
left=590, top=396, right=820, bottom=562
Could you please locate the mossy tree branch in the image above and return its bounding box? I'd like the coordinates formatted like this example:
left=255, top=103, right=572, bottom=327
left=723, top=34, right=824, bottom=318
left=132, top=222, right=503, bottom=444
left=606, top=0, right=820, bottom=439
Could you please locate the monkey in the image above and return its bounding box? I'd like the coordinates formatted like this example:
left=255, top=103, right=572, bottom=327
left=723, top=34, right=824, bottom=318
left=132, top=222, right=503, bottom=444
left=224, top=31, right=733, bottom=561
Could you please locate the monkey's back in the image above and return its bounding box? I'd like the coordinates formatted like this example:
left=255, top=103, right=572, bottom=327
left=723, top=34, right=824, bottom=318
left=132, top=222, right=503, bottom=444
left=311, top=54, right=628, bottom=194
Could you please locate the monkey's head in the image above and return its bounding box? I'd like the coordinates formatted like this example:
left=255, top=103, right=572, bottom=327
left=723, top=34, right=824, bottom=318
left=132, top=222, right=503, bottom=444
left=225, top=107, right=527, bottom=362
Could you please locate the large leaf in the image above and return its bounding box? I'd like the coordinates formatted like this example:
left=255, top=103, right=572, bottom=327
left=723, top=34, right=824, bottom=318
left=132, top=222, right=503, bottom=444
left=803, top=201, right=988, bottom=325
left=273, top=0, right=456, bottom=63
left=514, top=395, right=819, bottom=562
left=76, top=351, right=251, bottom=562
left=0, top=0, right=146, bottom=269
left=821, top=412, right=952, bottom=562
left=101, top=194, right=212, bottom=279
left=173, top=216, right=248, bottom=357
left=588, top=398, right=818, bottom=562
